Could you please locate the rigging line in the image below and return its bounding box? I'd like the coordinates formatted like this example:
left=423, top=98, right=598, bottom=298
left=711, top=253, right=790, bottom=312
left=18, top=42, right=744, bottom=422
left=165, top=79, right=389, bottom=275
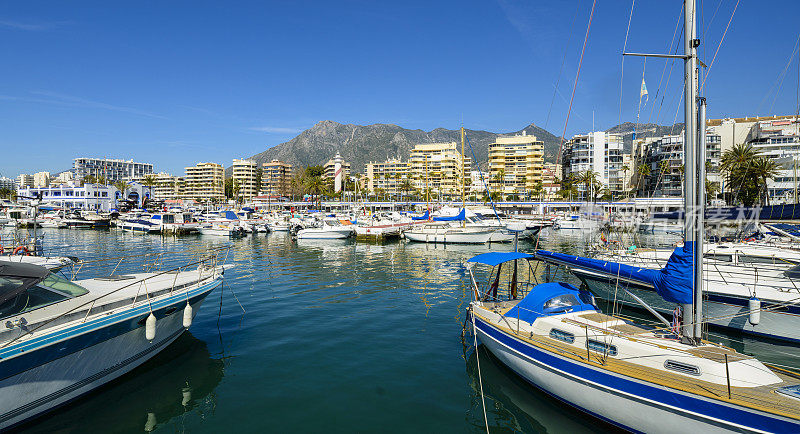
left=757, top=35, right=800, bottom=114
left=618, top=0, right=636, bottom=128
left=655, top=22, right=684, bottom=127
left=556, top=0, right=597, bottom=167
left=700, top=0, right=740, bottom=91
left=770, top=34, right=800, bottom=115
left=545, top=0, right=581, bottom=131
left=647, top=4, right=683, bottom=126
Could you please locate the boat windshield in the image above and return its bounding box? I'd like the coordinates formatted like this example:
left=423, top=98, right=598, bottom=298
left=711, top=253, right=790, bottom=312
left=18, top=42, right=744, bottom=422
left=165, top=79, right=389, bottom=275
left=0, top=273, right=88, bottom=319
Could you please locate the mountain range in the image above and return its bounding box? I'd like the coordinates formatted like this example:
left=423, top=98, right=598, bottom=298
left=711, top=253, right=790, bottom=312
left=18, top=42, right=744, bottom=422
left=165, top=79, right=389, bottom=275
left=233, top=119, right=681, bottom=175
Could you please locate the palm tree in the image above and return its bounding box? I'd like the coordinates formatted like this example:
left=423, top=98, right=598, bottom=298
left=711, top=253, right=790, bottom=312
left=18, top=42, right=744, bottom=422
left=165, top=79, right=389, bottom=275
left=621, top=164, right=630, bottom=197
left=720, top=143, right=773, bottom=206
left=305, top=175, right=326, bottom=208
left=635, top=163, right=650, bottom=196
left=752, top=157, right=780, bottom=205
left=577, top=170, right=600, bottom=202
left=0, top=187, right=12, bottom=200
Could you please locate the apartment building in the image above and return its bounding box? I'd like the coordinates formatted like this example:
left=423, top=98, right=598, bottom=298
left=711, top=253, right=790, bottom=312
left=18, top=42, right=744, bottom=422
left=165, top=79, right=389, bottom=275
left=409, top=142, right=471, bottom=198
left=639, top=130, right=721, bottom=197
left=184, top=162, right=224, bottom=201
left=562, top=132, right=624, bottom=199
left=262, top=160, right=293, bottom=197
left=16, top=174, right=33, bottom=189
left=231, top=159, right=260, bottom=200
left=365, top=158, right=410, bottom=196
left=73, top=158, right=153, bottom=183
left=488, top=133, right=544, bottom=198
left=323, top=153, right=351, bottom=192
left=748, top=117, right=800, bottom=202
left=33, top=171, right=51, bottom=188
left=0, top=176, right=15, bottom=192
left=144, top=172, right=185, bottom=201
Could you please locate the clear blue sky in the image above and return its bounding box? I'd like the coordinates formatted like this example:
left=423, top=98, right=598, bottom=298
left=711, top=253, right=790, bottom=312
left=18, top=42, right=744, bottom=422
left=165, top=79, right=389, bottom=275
left=1, top=0, right=799, bottom=177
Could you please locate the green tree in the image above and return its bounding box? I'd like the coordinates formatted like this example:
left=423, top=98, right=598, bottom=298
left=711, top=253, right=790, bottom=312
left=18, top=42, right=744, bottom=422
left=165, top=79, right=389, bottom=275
left=720, top=144, right=778, bottom=206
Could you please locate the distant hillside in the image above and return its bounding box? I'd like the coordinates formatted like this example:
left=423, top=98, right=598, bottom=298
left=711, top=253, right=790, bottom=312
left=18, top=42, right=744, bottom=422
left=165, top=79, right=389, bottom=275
left=229, top=119, right=679, bottom=175
left=234, top=120, right=563, bottom=174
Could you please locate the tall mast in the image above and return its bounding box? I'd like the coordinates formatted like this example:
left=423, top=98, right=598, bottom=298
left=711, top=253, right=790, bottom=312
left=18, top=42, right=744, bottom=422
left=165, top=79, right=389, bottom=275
left=461, top=127, right=466, bottom=226
left=682, top=0, right=702, bottom=342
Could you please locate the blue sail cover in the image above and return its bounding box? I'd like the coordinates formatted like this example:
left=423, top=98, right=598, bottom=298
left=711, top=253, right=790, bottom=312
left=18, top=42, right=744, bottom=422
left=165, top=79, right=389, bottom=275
left=433, top=208, right=465, bottom=222
left=503, top=282, right=596, bottom=323
left=411, top=210, right=430, bottom=221
left=535, top=242, right=695, bottom=305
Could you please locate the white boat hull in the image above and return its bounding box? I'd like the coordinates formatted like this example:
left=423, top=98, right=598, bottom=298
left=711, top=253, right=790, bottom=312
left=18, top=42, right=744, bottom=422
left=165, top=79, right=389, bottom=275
left=474, top=316, right=795, bottom=433
left=403, top=230, right=492, bottom=244
left=296, top=229, right=349, bottom=239
left=0, top=283, right=217, bottom=430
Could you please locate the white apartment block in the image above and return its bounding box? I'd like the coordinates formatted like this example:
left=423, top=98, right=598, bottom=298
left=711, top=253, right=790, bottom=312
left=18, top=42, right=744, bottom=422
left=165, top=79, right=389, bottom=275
left=262, top=160, right=293, bottom=197
left=366, top=158, right=410, bottom=196
left=562, top=132, right=624, bottom=199
left=749, top=117, right=800, bottom=202
left=33, top=171, right=51, bottom=188
left=231, top=159, right=260, bottom=200
left=73, top=158, right=153, bottom=183
left=409, top=142, right=471, bottom=198
left=184, top=162, right=224, bottom=201
left=16, top=174, right=33, bottom=188
left=488, top=133, right=544, bottom=198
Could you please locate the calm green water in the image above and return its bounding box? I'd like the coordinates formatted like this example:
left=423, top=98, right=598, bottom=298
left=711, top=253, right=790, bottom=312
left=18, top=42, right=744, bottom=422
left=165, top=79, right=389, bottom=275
left=8, top=227, right=798, bottom=433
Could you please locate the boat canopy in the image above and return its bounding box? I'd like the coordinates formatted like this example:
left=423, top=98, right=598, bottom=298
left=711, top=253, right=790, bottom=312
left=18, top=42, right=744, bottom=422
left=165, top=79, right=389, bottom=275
left=411, top=210, right=429, bottom=221
left=467, top=252, right=534, bottom=267
left=433, top=209, right=465, bottom=222
left=535, top=242, right=695, bottom=305
left=0, top=261, right=50, bottom=306
left=503, top=282, right=596, bottom=323
left=223, top=211, right=239, bottom=220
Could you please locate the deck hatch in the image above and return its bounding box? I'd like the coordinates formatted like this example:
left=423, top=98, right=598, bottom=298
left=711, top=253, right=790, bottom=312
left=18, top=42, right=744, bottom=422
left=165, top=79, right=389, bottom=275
left=664, top=360, right=701, bottom=376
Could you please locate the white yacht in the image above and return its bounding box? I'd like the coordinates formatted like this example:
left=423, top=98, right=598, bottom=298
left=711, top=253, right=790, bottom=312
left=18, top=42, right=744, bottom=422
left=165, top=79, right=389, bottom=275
left=296, top=219, right=353, bottom=239
left=0, top=253, right=229, bottom=429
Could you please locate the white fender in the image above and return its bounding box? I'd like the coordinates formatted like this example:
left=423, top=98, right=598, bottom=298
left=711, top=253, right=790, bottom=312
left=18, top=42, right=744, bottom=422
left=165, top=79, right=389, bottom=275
left=749, top=297, right=761, bottom=326
left=183, top=303, right=193, bottom=328
left=145, top=313, right=157, bottom=341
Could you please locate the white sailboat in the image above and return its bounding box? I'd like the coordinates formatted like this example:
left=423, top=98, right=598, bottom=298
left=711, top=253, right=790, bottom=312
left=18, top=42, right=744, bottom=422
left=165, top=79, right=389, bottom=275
left=466, top=2, right=800, bottom=430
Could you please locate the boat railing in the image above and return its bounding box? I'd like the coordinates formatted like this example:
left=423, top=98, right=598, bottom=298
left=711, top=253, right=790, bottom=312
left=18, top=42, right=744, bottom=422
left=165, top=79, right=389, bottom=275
left=1, top=246, right=232, bottom=350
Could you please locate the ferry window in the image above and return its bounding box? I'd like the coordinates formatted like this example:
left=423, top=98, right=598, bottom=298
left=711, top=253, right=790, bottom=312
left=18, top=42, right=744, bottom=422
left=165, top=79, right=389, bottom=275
left=587, top=340, right=618, bottom=356
left=664, top=360, right=701, bottom=376
left=549, top=329, right=575, bottom=343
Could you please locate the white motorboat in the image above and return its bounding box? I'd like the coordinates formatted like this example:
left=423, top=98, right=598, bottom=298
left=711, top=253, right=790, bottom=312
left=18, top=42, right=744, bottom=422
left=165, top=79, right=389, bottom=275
left=0, top=252, right=229, bottom=429
left=403, top=223, right=493, bottom=244
left=119, top=214, right=161, bottom=234
left=197, top=222, right=245, bottom=237
left=296, top=219, right=353, bottom=239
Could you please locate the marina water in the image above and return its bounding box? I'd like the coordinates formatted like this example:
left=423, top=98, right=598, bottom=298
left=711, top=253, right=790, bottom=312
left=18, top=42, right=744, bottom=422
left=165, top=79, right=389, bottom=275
left=15, top=228, right=800, bottom=433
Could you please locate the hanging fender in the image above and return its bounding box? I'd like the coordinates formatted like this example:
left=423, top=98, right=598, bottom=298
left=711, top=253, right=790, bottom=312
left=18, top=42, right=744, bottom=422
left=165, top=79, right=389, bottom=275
left=12, top=246, right=29, bottom=256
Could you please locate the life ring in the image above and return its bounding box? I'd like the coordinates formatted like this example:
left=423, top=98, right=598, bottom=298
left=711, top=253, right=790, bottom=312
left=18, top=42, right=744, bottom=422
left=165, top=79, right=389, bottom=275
left=12, top=246, right=30, bottom=256
left=0, top=243, right=3, bottom=255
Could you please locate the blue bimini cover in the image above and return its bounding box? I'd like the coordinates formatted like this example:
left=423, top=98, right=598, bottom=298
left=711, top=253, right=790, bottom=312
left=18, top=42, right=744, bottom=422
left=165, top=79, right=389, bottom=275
left=411, top=210, right=430, bottom=221
left=223, top=211, right=239, bottom=220
left=535, top=242, right=695, bottom=305
left=503, top=282, right=596, bottom=323
left=467, top=252, right=534, bottom=267
left=433, top=208, right=465, bottom=222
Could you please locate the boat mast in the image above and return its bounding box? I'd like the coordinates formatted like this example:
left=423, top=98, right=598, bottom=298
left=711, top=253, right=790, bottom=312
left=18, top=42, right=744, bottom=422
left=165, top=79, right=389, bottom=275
left=682, top=0, right=703, bottom=342
left=461, top=126, right=466, bottom=227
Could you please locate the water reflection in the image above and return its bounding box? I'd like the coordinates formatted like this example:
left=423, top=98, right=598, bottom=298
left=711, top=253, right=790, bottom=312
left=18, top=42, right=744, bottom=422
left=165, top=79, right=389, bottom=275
left=19, top=333, right=225, bottom=434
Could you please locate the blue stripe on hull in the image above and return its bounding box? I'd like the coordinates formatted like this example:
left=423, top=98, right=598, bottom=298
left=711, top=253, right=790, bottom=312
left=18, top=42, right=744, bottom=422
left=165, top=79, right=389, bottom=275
left=474, top=316, right=800, bottom=432
left=0, top=279, right=221, bottom=381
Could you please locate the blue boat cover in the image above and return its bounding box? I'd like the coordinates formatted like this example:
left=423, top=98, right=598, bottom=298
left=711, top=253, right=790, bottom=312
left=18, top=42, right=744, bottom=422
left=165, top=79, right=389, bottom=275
left=411, top=210, right=430, bottom=221
left=535, top=242, right=695, bottom=305
left=503, top=282, right=596, bottom=323
left=242, top=207, right=255, bottom=212
left=467, top=252, right=534, bottom=266
left=223, top=211, right=239, bottom=220
left=433, top=209, right=465, bottom=222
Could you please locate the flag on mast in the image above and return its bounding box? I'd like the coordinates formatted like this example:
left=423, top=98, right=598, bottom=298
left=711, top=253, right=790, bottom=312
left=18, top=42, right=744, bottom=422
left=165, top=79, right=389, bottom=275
left=640, top=77, right=649, bottom=104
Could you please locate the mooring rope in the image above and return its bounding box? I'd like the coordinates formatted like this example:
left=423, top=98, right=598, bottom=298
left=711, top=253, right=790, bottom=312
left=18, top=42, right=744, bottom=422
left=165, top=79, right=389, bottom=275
left=471, top=312, right=490, bottom=434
